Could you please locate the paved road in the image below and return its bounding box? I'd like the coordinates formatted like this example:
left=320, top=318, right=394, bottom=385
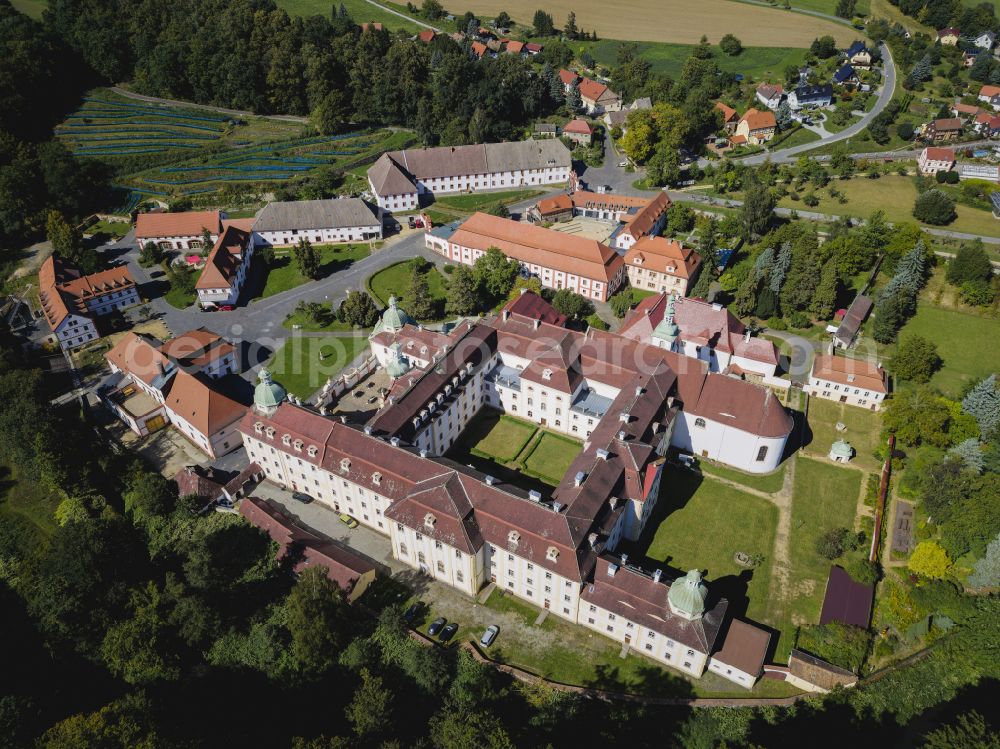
left=109, top=87, right=309, bottom=124
left=741, top=42, right=897, bottom=165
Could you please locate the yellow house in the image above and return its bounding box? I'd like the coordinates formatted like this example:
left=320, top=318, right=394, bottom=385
left=734, top=108, right=777, bottom=146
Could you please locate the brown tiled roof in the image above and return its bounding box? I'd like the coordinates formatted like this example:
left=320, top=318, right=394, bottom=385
left=811, top=354, right=887, bottom=393
left=922, top=146, right=955, bottom=162
left=980, top=84, right=1000, bottom=98
left=558, top=68, right=579, bottom=86
left=563, top=118, right=593, bottom=134
left=39, top=255, right=136, bottom=329
left=619, top=192, right=670, bottom=240
left=450, top=212, right=623, bottom=283
left=741, top=108, right=777, bottom=132
left=624, top=236, right=701, bottom=279
left=417, top=29, right=436, bottom=42
left=687, top=373, right=793, bottom=438
left=578, top=77, right=617, bottom=103
left=159, top=327, right=234, bottom=369
left=383, top=472, right=483, bottom=554
left=712, top=619, right=770, bottom=675
left=500, top=291, right=568, bottom=327
left=953, top=103, right=981, bottom=116
left=931, top=117, right=963, bottom=132
left=715, top=101, right=738, bottom=122
left=162, top=369, right=246, bottom=435
left=370, top=324, right=453, bottom=358
left=471, top=41, right=488, bottom=57
left=756, top=83, right=783, bottom=99
left=196, top=224, right=249, bottom=290
left=135, top=210, right=221, bottom=240
left=174, top=465, right=224, bottom=499
left=534, top=193, right=574, bottom=217
left=583, top=556, right=728, bottom=653
left=368, top=153, right=418, bottom=196
left=506, top=40, right=524, bottom=53
left=105, top=331, right=170, bottom=387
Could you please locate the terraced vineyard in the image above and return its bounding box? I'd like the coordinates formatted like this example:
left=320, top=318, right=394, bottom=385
left=56, top=90, right=414, bottom=209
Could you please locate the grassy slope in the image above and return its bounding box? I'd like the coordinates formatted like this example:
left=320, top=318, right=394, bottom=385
left=267, top=335, right=370, bottom=398
left=9, top=0, right=47, bottom=19
left=0, top=464, right=61, bottom=539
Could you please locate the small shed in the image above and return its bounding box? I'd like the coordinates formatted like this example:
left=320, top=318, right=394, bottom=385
left=829, top=439, right=854, bottom=463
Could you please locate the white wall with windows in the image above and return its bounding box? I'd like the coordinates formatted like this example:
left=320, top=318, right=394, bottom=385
left=670, top=412, right=785, bottom=474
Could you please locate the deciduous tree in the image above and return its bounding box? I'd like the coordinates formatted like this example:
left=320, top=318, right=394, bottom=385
left=891, top=335, right=941, bottom=383
left=908, top=540, right=953, bottom=579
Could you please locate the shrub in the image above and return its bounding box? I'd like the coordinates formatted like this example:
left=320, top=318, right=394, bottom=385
left=908, top=540, right=953, bottom=579
left=766, top=316, right=787, bottom=330
left=787, top=310, right=811, bottom=328
left=845, top=558, right=880, bottom=586
left=816, top=527, right=864, bottom=560
left=796, top=622, right=870, bottom=673
left=442, top=264, right=455, bottom=275
left=719, top=33, right=743, bottom=56
left=803, top=192, right=820, bottom=207
left=897, top=122, right=914, bottom=140
left=945, top=170, right=960, bottom=184
left=585, top=313, right=608, bottom=331
left=960, top=280, right=995, bottom=306
left=609, top=291, right=634, bottom=318
left=912, top=189, right=956, bottom=225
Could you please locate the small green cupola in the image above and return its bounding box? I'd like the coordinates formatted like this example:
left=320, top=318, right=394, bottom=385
left=385, top=342, right=411, bottom=379
left=652, top=293, right=680, bottom=348
left=254, top=368, right=287, bottom=416
left=668, top=569, right=708, bottom=620
left=372, top=295, right=413, bottom=336
left=829, top=438, right=854, bottom=463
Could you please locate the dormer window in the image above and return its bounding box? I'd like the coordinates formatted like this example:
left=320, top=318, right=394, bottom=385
left=508, top=530, right=520, bottom=546
left=282, top=434, right=291, bottom=446
left=307, top=445, right=318, bottom=457
left=264, top=427, right=275, bottom=438
left=546, top=546, right=559, bottom=561
left=424, top=513, right=436, bottom=530
left=372, top=472, right=382, bottom=486
left=340, top=458, right=351, bottom=473
left=542, top=368, right=552, bottom=381
left=253, top=422, right=263, bottom=434
left=292, top=439, right=303, bottom=451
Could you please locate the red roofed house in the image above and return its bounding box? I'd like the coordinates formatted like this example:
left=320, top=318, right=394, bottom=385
left=952, top=102, right=982, bottom=119
left=979, top=84, right=1000, bottom=108
left=470, top=40, right=488, bottom=59
left=528, top=190, right=651, bottom=224
left=425, top=212, right=626, bottom=301
left=524, top=42, right=543, bottom=55
left=917, top=146, right=956, bottom=175
left=937, top=27, right=960, bottom=45
left=505, top=39, right=525, bottom=55
left=558, top=68, right=580, bottom=90
left=715, top=101, right=739, bottom=134
left=103, top=328, right=245, bottom=455
left=613, top=191, right=671, bottom=251
left=926, top=117, right=963, bottom=141
left=577, top=76, right=622, bottom=115
left=39, top=254, right=139, bottom=352
left=563, top=118, right=594, bottom=146
left=135, top=210, right=222, bottom=251
left=979, top=114, right=1000, bottom=137
left=809, top=354, right=887, bottom=410
left=735, top=108, right=777, bottom=145
left=417, top=29, right=436, bottom=43
left=624, top=236, right=702, bottom=295
left=195, top=221, right=255, bottom=309
left=707, top=619, right=771, bottom=688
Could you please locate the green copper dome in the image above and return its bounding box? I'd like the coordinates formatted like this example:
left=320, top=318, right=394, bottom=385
left=668, top=569, right=708, bottom=620
left=653, top=293, right=679, bottom=344
left=830, top=439, right=854, bottom=460
left=385, top=343, right=411, bottom=379
left=372, top=295, right=414, bottom=335
left=254, top=368, right=287, bottom=411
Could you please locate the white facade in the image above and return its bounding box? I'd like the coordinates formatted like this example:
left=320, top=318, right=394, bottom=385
left=917, top=148, right=956, bottom=175
left=54, top=314, right=100, bottom=350
left=808, top=376, right=885, bottom=410
left=670, top=412, right=785, bottom=474
left=390, top=520, right=484, bottom=596
left=195, top=235, right=255, bottom=309
left=707, top=655, right=758, bottom=687
left=141, top=232, right=217, bottom=251
left=253, top=223, right=382, bottom=248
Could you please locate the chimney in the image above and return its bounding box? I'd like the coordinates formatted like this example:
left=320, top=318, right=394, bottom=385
left=596, top=448, right=610, bottom=460
left=635, top=386, right=643, bottom=396
left=744, top=329, right=751, bottom=343
left=503, top=308, right=510, bottom=321
left=419, top=448, right=428, bottom=458
left=339, top=415, right=347, bottom=424
left=618, top=412, right=629, bottom=423
left=533, top=318, right=540, bottom=330
left=609, top=496, right=618, bottom=510
left=364, top=425, right=373, bottom=435
left=617, top=430, right=626, bottom=441
left=553, top=501, right=563, bottom=512
left=390, top=436, right=401, bottom=447
left=574, top=470, right=586, bottom=486
left=485, top=474, right=497, bottom=486
left=319, top=406, right=328, bottom=416
left=620, top=552, right=628, bottom=565
left=653, top=569, right=662, bottom=583
left=528, top=489, right=542, bottom=502
left=520, top=287, right=528, bottom=295
left=588, top=532, right=599, bottom=548
left=607, top=563, right=618, bottom=577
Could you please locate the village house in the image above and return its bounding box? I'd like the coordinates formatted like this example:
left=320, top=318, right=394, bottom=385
left=359, top=22, right=383, bottom=32
left=558, top=68, right=579, bottom=91
left=937, top=27, right=960, bottom=45
left=706, top=619, right=771, bottom=688
left=39, top=254, right=139, bottom=352
left=734, top=108, right=776, bottom=145
left=715, top=101, right=739, bottom=134
left=808, top=354, right=888, bottom=410
left=416, top=29, right=435, bottom=43
left=603, top=97, right=652, bottom=133
left=846, top=41, right=872, bottom=68
left=618, top=293, right=782, bottom=386
left=926, top=118, right=963, bottom=141
left=917, top=146, right=956, bottom=175
left=251, top=197, right=382, bottom=247
left=623, top=236, right=702, bottom=296
left=578, top=76, right=622, bottom=115
left=195, top=221, right=255, bottom=310
left=528, top=190, right=653, bottom=225
left=976, top=113, right=1000, bottom=136
left=977, top=84, right=1000, bottom=107
left=611, top=191, right=671, bottom=251
left=424, top=212, right=626, bottom=301
left=754, top=83, right=784, bottom=110
left=833, top=64, right=857, bottom=85
left=367, top=140, right=571, bottom=211
left=135, top=210, right=223, bottom=251
left=952, top=102, right=983, bottom=120
left=563, top=118, right=594, bottom=146
left=975, top=30, right=996, bottom=50
left=533, top=123, right=560, bottom=139
left=103, top=328, right=245, bottom=456
left=787, top=83, right=833, bottom=110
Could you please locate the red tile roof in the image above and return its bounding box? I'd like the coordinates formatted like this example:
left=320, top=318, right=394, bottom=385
left=39, top=255, right=136, bottom=329
left=196, top=224, right=250, bottom=290
left=624, top=236, right=702, bottom=280
left=563, top=118, right=593, bottom=135
left=500, top=291, right=568, bottom=327
left=811, top=355, right=887, bottom=393
left=712, top=619, right=770, bottom=676
left=922, top=146, right=955, bottom=162
left=740, top=108, right=777, bottom=132
left=578, top=76, right=617, bottom=103
left=558, top=68, right=579, bottom=86
left=163, top=369, right=246, bottom=436
left=619, top=191, right=671, bottom=241
left=135, top=210, right=221, bottom=240
left=417, top=29, right=436, bottom=42
left=715, top=101, right=738, bottom=122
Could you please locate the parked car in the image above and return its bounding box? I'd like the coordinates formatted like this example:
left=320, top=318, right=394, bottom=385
left=414, top=218, right=424, bottom=228
left=439, top=623, right=459, bottom=642
left=407, top=216, right=416, bottom=229
left=291, top=491, right=313, bottom=504
left=596, top=184, right=612, bottom=194
left=403, top=602, right=421, bottom=622
left=618, top=160, right=628, bottom=167
left=218, top=305, right=234, bottom=311
left=480, top=624, right=499, bottom=647
left=367, top=395, right=378, bottom=404
left=339, top=513, right=359, bottom=528
left=428, top=617, right=447, bottom=636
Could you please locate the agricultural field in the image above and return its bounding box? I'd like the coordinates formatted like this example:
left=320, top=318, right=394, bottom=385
left=452, top=0, right=854, bottom=46
left=55, top=89, right=414, bottom=208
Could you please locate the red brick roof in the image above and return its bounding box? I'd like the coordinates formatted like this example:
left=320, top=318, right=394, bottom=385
left=500, top=291, right=568, bottom=327
left=135, top=210, right=221, bottom=240
left=712, top=619, right=770, bottom=675
left=39, top=254, right=136, bottom=329
left=196, top=224, right=250, bottom=290
left=811, top=355, right=887, bottom=393
left=715, top=101, right=738, bottom=122
left=558, top=68, right=579, bottom=86
left=740, top=108, right=777, bottom=132
left=922, top=146, right=955, bottom=162
left=563, top=118, right=593, bottom=135
left=624, top=236, right=701, bottom=279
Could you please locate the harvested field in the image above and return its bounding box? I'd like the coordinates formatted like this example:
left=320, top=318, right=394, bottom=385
left=456, top=0, right=855, bottom=47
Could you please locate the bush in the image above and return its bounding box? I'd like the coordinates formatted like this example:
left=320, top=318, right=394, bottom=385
left=720, top=33, right=743, bottom=56
left=766, top=316, right=787, bottom=330
left=787, top=310, right=811, bottom=328
left=960, top=279, right=995, bottom=306
left=945, top=170, right=959, bottom=184
left=897, top=122, right=914, bottom=140
left=846, top=558, right=880, bottom=586
left=609, top=290, right=634, bottom=318
left=803, top=192, right=820, bottom=207
left=796, top=622, right=870, bottom=673
left=816, top=527, right=864, bottom=560
left=585, top=313, right=608, bottom=331
left=442, top=264, right=455, bottom=275
left=913, top=189, right=956, bottom=225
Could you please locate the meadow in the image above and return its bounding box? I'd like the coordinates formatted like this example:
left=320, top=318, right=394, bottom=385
left=276, top=0, right=426, bottom=31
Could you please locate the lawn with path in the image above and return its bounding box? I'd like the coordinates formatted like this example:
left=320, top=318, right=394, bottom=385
left=367, top=260, right=448, bottom=317
left=698, top=460, right=787, bottom=494
left=802, top=396, right=883, bottom=473
left=266, top=335, right=369, bottom=399
left=254, top=243, right=371, bottom=299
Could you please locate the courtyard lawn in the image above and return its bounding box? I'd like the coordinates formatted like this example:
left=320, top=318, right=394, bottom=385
left=892, top=303, right=1000, bottom=399
left=779, top=175, right=1000, bottom=238
left=85, top=219, right=131, bottom=239
left=630, top=468, right=778, bottom=630
left=256, top=244, right=371, bottom=299
left=163, top=281, right=197, bottom=309
left=367, top=261, right=448, bottom=317
left=802, top=396, right=884, bottom=473
left=523, top=432, right=581, bottom=485
left=470, top=414, right=537, bottom=463
left=698, top=460, right=787, bottom=494
left=266, top=335, right=369, bottom=398
left=434, top=189, right=544, bottom=213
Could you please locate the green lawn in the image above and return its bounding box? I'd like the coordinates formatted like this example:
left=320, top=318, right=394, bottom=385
left=255, top=244, right=371, bottom=299
left=266, top=335, right=370, bottom=398
left=274, top=0, right=425, bottom=32
left=578, top=38, right=810, bottom=80
left=777, top=175, right=1000, bottom=238
left=282, top=310, right=363, bottom=333
left=523, top=432, right=581, bottom=484
left=367, top=260, right=448, bottom=318
left=629, top=468, right=778, bottom=633
left=892, top=303, right=1000, bottom=399
left=698, top=460, right=787, bottom=494
left=471, top=414, right=537, bottom=462
left=163, top=281, right=197, bottom=309
left=803, top=396, right=884, bottom=473
left=434, top=189, right=544, bottom=213
left=769, top=125, right=822, bottom=150
left=0, top=463, right=61, bottom=540
left=85, top=219, right=131, bottom=239
left=9, top=0, right=47, bottom=18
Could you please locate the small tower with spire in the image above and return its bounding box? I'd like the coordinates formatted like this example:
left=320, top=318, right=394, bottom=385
left=652, top=293, right=680, bottom=351
left=667, top=569, right=708, bottom=620
left=253, top=368, right=287, bottom=417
